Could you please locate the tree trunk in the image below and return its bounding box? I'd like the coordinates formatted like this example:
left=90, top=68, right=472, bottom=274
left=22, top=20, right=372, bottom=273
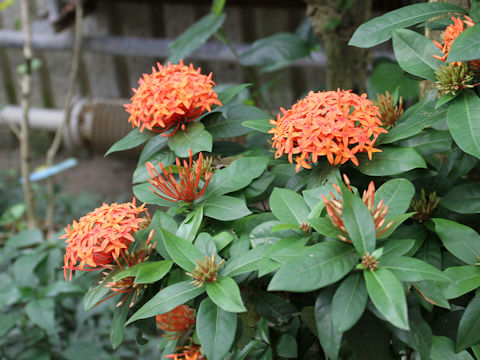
left=305, top=0, right=372, bottom=94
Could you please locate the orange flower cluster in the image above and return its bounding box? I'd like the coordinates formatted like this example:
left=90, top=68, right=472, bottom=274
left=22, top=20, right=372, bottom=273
left=166, top=344, right=205, bottom=360
left=156, top=305, right=196, bottom=339
left=270, top=90, right=387, bottom=172
left=146, top=149, right=212, bottom=202
left=125, top=60, right=222, bottom=135
left=433, top=16, right=478, bottom=66
left=97, top=230, right=156, bottom=308
left=321, top=175, right=393, bottom=242
left=61, top=199, right=147, bottom=281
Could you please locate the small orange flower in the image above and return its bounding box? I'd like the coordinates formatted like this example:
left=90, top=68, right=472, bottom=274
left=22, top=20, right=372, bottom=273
left=269, top=89, right=387, bottom=172
left=166, top=344, right=205, bottom=360
left=97, top=230, right=156, bottom=308
left=125, top=60, right=222, bottom=135
left=146, top=149, right=212, bottom=202
left=61, top=199, right=148, bottom=281
left=433, top=16, right=480, bottom=67
left=321, top=175, right=393, bottom=242
left=156, top=305, right=196, bottom=339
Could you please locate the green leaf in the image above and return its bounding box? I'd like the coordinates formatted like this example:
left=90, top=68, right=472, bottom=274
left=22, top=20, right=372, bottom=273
left=447, top=91, right=480, bottom=159
left=110, top=295, right=132, bottom=349
left=268, top=242, right=357, bottom=292
left=211, top=0, right=226, bottom=16
left=16, top=57, right=42, bottom=75
left=83, top=270, right=116, bottom=311
left=439, top=266, right=480, bottom=299
left=358, top=146, right=426, bottom=176
left=392, top=29, right=443, bottom=81
left=413, top=280, right=450, bottom=309
left=374, top=179, right=415, bottom=217
left=447, top=24, right=480, bottom=63
left=133, top=148, right=174, bottom=184
left=364, top=268, right=409, bottom=330
left=242, top=118, right=272, bottom=133
left=197, top=297, right=237, bottom=360
left=441, top=183, right=480, bottom=214
left=212, top=231, right=234, bottom=252
left=397, top=129, right=452, bottom=157
left=252, top=290, right=297, bottom=325
left=431, top=336, right=474, bottom=360
left=5, top=228, right=43, bottom=248
left=195, top=232, right=217, bottom=257
left=25, top=298, right=55, bottom=334
left=314, top=290, right=342, bottom=360
left=331, top=273, right=368, bottom=333
left=105, top=128, right=154, bottom=156
left=270, top=187, right=310, bottom=225
left=0, top=313, right=19, bottom=338
left=258, top=237, right=309, bottom=277
left=222, top=245, right=269, bottom=277
left=206, top=276, right=246, bottom=312
left=167, top=122, right=213, bottom=157
left=126, top=281, right=205, bottom=325
left=341, top=184, right=376, bottom=256
left=217, top=83, right=251, bottom=105
left=204, top=156, right=269, bottom=199
left=275, top=334, right=297, bottom=358
left=161, top=228, right=203, bottom=272
left=308, top=217, right=344, bottom=239
left=380, top=256, right=449, bottom=282
left=133, top=182, right=175, bottom=207
left=239, top=33, right=311, bottom=72
left=368, top=61, right=419, bottom=101
left=203, top=195, right=251, bottom=221
left=432, top=219, right=480, bottom=265
left=167, top=13, right=226, bottom=64
left=176, top=206, right=203, bottom=242
left=138, top=133, right=169, bottom=164
left=457, top=297, right=480, bottom=352
left=134, top=260, right=173, bottom=284
left=349, top=3, right=466, bottom=48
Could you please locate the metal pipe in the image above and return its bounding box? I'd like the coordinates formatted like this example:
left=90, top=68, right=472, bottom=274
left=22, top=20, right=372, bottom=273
left=0, top=105, right=63, bottom=131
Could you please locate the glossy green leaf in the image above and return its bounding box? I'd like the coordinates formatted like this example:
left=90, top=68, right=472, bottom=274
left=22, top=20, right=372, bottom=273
left=269, top=187, right=310, bottom=225
left=105, top=128, right=154, bottom=156
left=83, top=270, right=116, bottom=311
left=358, top=146, right=426, bottom=176
left=206, top=276, right=246, bottom=312
left=212, top=231, right=234, bottom=251
left=380, top=256, right=449, bottom=282
left=398, top=129, right=452, bottom=157
left=413, top=280, right=450, bottom=309
left=308, top=217, right=344, bottom=239
left=167, top=122, right=212, bottom=157
left=161, top=228, right=203, bottom=272
left=167, top=13, right=226, bottom=64
left=203, top=195, right=251, bottom=221
left=392, top=29, right=443, bottom=81
left=206, top=104, right=268, bottom=138
left=239, top=32, right=311, bottom=72
left=133, top=148, right=174, bottom=184
left=275, top=334, right=297, bottom=358
left=252, top=290, right=297, bottom=325
left=258, top=237, right=308, bottom=277
left=134, top=260, right=173, bottom=284
left=349, top=3, right=466, bottom=48
left=204, top=156, right=269, bottom=199
left=431, top=336, right=474, bottom=360
left=222, top=245, right=268, bottom=277
left=133, top=181, right=175, bottom=207
left=242, top=118, right=272, bottom=133
left=382, top=239, right=416, bottom=259
left=440, top=183, right=480, bottom=214
left=439, top=266, right=480, bottom=299
left=110, top=294, right=132, bottom=349
left=176, top=206, right=203, bottom=242
left=0, top=313, right=18, bottom=338
left=331, top=273, right=368, bottom=333
left=374, top=179, right=415, bottom=217
left=314, top=289, right=342, bottom=360
left=364, top=268, right=409, bottom=330
left=268, top=242, right=357, bottom=292
left=457, top=297, right=480, bottom=351
left=197, top=297, right=236, bottom=360
left=5, top=228, right=43, bottom=248
left=211, top=0, right=226, bottom=16
left=447, top=24, right=480, bottom=63
left=126, top=281, right=205, bottom=324
left=368, top=61, right=419, bottom=101
left=447, top=91, right=480, bottom=159
left=25, top=298, right=55, bottom=334
left=138, top=133, right=169, bottom=164
left=341, top=183, right=376, bottom=256
left=432, top=218, right=480, bottom=265
left=217, top=83, right=251, bottom=105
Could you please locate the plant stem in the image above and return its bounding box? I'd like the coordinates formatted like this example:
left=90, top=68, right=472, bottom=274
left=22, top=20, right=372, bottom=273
left=44, top=0, right=83, bottom=234
left=19, top=0, right=39, bottom=228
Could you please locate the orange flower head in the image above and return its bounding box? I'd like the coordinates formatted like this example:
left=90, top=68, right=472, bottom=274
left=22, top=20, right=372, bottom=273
left=97, top=230, right=156, bottom=308
left=269, top=89, right=387, bottom=172
left=433, top=16, right=480, bottom=66
left=61, top=198, right=148, bottom=281
left=166, top=344, right=206, bottom=360
left=156, top=305, right=196, bottom=339
left=125, top=60, right=222, bottom=135
left=146, top=149, right=212, bottom=202
left=321, top=174, right=393, bottom=242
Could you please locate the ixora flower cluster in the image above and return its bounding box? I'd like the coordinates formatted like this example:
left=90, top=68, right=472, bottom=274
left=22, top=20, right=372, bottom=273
left=269, top=89, right=387, bottom=171
left=125, top=60, right=222, bottom=135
